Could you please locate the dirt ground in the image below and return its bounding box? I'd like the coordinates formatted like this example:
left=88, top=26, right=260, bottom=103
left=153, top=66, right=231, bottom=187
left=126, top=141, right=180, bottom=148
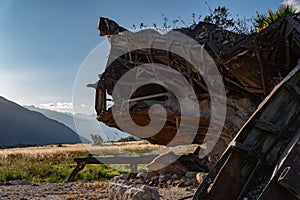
left=0, top=181, right=196, bottom=200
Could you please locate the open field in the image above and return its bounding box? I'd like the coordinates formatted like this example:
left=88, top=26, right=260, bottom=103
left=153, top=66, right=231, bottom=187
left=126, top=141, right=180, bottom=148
left=0, top=141, right=163, bottom=182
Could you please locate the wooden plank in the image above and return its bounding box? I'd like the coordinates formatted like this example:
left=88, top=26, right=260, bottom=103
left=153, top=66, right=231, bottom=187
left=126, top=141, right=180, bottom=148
left=67, top=162, right=87, bottom=182
left=286, top=82, right=300, bottom=96
left=74, top=155, right=158, bottom=165
left=232, top=141, right=251, bottom=152
left=254, top=119, right=281, bottom=134
left=254, top=41, right=268, bottom=95
left=67, top=155, right=159, bottom=182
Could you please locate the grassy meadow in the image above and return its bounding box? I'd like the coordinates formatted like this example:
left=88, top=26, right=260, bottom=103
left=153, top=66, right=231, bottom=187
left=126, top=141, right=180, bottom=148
left=0, top=141, right=161, bottom=182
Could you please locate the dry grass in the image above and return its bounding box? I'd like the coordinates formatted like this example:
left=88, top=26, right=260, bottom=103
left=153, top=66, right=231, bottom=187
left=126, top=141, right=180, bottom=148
left=0, top=141, right=164, bottom=182
left=0, top=143, right=87, bottom=157
left=0, top=141, right=199, bottom=182
left=0, top=140, right=198, bottom=158
left=0, top=141, right=162, bottom=158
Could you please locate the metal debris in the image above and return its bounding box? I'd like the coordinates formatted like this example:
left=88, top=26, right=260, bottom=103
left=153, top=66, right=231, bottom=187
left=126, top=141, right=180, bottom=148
left=93, top=14, right=300, bottom=151
left=89, top=14, right=300, bottom=199
left=192, top=62, right=300, bottom=200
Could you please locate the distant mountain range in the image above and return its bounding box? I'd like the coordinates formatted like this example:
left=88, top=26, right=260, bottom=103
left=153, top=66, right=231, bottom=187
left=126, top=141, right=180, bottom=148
left=0, top=96, right=82, bottom=147
left=24, top=105, right=129, bottom=142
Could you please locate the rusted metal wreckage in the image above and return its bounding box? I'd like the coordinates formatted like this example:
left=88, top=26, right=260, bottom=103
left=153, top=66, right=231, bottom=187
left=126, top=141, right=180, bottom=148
left=192, top=63, right=300, bottom=199
left=86, top=14, right=300, bottom=198
left=95, top=14, right=300, bottom=146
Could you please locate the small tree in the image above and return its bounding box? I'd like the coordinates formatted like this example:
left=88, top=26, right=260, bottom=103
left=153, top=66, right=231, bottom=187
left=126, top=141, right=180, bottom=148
left=132, top=5, right=254, bottom=35
left=254, top=4, right=298, bottom=32
left=91, top=134, right=104, bottom=145
left=203, top=6, right=234, bottom=29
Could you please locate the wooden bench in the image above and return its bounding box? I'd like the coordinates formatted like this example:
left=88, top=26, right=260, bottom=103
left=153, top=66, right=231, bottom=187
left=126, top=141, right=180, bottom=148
left=67, top=155, right=158, bottom=181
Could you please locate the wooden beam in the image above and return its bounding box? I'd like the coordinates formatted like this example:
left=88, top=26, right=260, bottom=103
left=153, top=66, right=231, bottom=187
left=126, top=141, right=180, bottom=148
left=254, top=41, right=268, bottom=95
left=67, top=155, right=159, bottom=182
left=74, top=155, right=158, bottom=165
left=254, top=119, right=281, bottom=134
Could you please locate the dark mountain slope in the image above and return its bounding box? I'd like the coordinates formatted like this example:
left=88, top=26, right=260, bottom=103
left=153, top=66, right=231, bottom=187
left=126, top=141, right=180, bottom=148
left=0, top=96, right=81, bottom=147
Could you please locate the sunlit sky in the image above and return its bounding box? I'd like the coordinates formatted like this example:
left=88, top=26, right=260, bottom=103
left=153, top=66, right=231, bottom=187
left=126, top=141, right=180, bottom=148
left=0, top=0, right=298, bottom=113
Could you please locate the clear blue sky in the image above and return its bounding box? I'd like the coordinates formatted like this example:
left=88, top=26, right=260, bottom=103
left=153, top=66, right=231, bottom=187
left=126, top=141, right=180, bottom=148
left=0, top=0, right=296, bottom=112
